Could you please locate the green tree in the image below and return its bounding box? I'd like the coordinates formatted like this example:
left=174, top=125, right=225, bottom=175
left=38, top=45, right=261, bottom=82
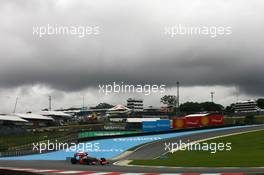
left=225, top=103, right=235, bottom=113
left=257, top=99, right=264, bottom=109
left=91, top=103, right=114, bottom=109
left=179, top=102, right=201, bottom=113
left=160, top=95, right=177, bottom=106
left=200, top=102, right=224, bottom=111
left=179, top=101, right=224, bottom=113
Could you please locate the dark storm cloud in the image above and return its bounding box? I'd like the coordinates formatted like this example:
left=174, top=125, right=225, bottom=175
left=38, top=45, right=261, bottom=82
left=0, top=0, right=264, bottom=96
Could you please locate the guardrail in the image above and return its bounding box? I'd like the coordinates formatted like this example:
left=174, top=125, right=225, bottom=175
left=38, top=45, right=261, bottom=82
left=77, top=124, right=246, bottom=143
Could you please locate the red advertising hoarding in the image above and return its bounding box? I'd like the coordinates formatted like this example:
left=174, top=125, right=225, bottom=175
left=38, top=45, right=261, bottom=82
left=172, top=114, right=224, bottom=129
left=208, top=114, right=224, bottom=125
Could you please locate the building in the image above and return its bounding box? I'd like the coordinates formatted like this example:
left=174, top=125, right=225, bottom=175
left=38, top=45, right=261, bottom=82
left=38, top=111, right=72, bottom=125
left=234, top=100, right=262, bottom=113
left=15, top=113, right=54, bottom=127
left=0, top=113, right=54, bottom=134
left=0, top=114, right=29, bottom=135
left=127, top=98, right=143, bottom=111
left=107, top=104, right=131, bottom=122
left=0, top=114, right=28, bottom=125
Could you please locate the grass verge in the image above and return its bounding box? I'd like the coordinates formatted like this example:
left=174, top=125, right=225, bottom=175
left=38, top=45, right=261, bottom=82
left=131, top=129, right=264, bottom=167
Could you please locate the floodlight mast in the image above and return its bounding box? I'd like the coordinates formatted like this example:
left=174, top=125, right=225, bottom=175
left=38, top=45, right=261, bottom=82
left=210, top=92, right=215, bottom=103
left=48, top=95, right=52, bottom=111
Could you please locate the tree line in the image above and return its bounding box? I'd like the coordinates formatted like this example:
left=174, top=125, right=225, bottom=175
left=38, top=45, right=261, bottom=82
left=91, top=96, right=264, bottom=113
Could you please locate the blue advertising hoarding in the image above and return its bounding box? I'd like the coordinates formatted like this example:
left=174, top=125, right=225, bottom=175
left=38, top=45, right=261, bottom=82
left=142, top=120, right=171, bottom=132
left=156, top=119, right=171, bottom=131
left=142, top=121, right=157, bottom=132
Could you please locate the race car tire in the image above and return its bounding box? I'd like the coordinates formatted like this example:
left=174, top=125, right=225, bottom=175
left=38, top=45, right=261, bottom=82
left=71, top=157, right=77, bottom=164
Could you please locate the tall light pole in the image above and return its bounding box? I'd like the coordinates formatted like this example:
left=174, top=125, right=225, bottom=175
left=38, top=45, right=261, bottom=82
left=82, top=95, right=85, bottom=110
left=48, top=95, right=52, bottom=111
left=210, top=92, right=215, bottom=103
left=13, top=96, right=19, bottom=113
left=176, top=81, right=180, bottom=108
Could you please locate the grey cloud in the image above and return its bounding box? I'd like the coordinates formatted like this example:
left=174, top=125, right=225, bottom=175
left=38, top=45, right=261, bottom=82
left=0, top=0, right=264, bottom=96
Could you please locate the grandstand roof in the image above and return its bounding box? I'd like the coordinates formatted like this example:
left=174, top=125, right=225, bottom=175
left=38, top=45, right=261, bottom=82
left=38, top=111, right=72, bottom=118
left=0, top=114, right=28, bottom=122
left=15, top=113, right=54, bottom=121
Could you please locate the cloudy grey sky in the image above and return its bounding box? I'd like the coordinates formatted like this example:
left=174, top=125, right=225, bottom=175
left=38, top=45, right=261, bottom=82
left=0, top=0, right=263, bottom=113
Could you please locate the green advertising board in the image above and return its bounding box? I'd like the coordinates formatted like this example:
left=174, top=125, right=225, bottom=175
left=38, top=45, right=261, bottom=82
left=78, top=131, right=138, bottom=139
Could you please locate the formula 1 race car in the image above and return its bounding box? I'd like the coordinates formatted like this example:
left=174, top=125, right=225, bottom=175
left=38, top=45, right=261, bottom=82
left=70, top=152, right=109, bottom=165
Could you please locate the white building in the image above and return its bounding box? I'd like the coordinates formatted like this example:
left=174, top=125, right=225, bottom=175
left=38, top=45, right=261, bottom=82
left=106, top=104, right=131, bottom=122
left=127, top=98, right=143, bottom=111
left=234, top=100, right=262, bottom=113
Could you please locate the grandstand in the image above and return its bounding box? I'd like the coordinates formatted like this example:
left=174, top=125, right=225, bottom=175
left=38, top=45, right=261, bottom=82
left=234, top=100, right=263, bottom=113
